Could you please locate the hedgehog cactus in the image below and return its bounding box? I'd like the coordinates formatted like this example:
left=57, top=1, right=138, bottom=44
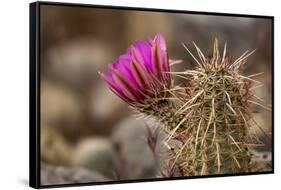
left=170, top=39, right=257, bottom=175
left=99, top=34, right=268, bottom=176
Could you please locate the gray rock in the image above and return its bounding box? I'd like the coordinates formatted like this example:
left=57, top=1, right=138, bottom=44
left=46, top=38, right=112, bottom=88
left=89, top=83, right=128, bottom=120
left=111, top=117, right=156, bottom=180
left=250, top=151, right=272, bottom=172
left=71, top=137, right=115, bottom=179
left=41, top=162, right=108, bottom=185
left=111, top=117, right=182, bottom=180
left=41, top=80, right=82, bottom=128
left=40, top=126, right=74, bottom=166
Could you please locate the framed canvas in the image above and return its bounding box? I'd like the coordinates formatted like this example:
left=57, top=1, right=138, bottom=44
left=29, top=1, right=274, bottom=188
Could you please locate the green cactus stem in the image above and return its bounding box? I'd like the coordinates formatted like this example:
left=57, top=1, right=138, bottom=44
left=134, top=38, right=270, bottom=176
left=165, top=39, right=270, bottom=175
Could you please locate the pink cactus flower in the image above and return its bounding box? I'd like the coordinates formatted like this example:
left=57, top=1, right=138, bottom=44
left=99, top=33, right=170, bottom=105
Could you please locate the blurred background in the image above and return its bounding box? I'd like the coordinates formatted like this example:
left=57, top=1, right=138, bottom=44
left=39, top=4, right=272, bottom=185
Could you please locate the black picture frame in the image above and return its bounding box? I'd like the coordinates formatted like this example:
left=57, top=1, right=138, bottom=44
left=29, top=1, right=274, bottom=189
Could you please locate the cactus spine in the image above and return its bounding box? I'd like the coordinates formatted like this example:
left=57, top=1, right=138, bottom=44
left=136, top=39, right=267, bottom=176
left=169, top=39, right=257, bottom=175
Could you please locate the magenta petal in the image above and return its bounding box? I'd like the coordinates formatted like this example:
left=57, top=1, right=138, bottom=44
left=110, top=67, right=144, bottom=102
left=151, top=37, right=163, bottom=78
left=147, top=37, right=154, bottom=46
left=155, top=33, right=167, bottom=52
left=113, top=58, right=140, bottom=90
left=131, top=41, right=152, bottom=72
left=155, top=33, right=169, bottom=73
left=155, top=33, right=170, bottom=85
left=98, top=71, right=116, bottom=89
left=160, top=46, right=169, bottom=73
left=162, top=54, right=169, bottom=72
left=98, top=71, right=131, bottom=102
left=130, top=49, right=151, bottom=89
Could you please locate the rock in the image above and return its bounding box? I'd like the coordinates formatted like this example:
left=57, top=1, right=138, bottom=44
left=153, top=128, right=183, bottom=178
left=40, top=126, right=74, bottom=166
left=250, top=151, right=272, bottom=172
left=41, top=80, right=82, bottom=129
left=90, top=83, right=128, bottom=121
left=111, top=117, right=182, bottom=180
left=45, top=38, right=112, bottom=88
left=71, top=137, right=115, bottom=179
left=41, top=162, right=108, bottom=185
left=111, top=117, right=156, bottom=179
